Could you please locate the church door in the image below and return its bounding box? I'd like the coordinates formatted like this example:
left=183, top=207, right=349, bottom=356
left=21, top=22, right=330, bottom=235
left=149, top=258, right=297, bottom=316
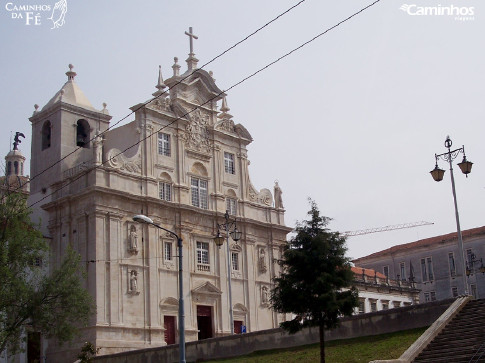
left=197, top=305, right=213, bottom=340
left=234, top=320, right=243, bottom=334
left=27, top=332, right=41, bottom=363
left=164, top=316, right=176, bottom=345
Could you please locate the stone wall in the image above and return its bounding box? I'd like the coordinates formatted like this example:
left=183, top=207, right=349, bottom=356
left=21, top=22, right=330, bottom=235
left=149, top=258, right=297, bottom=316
left=93, top=298, right=454, bottom=363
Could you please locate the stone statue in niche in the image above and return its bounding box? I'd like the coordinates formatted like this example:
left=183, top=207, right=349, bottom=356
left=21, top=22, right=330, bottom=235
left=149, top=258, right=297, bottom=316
left=259, top=248, right=267, bottom=273
left=274, top=181, right=284, bottom=209
left=129, top=270, right=138, bottom=293
left=128, top=226, right=138, bottom=254
left=261, top=286, right=269, bottom=305
left=93, top=132, right=103, bottom=165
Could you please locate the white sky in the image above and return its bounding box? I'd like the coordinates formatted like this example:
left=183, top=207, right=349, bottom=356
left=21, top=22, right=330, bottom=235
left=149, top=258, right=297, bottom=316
left=1, top=0, right=484, bottom=260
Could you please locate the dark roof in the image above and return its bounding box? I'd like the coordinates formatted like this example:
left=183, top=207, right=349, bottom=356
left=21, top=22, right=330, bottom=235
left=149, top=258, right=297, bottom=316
left=353, top=226, right=485, bottom=262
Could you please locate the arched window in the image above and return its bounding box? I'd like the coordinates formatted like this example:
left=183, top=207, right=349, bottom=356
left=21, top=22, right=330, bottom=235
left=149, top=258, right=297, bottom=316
left=14, top=161, right=18, bottom=175
left=7, top=162, right=11, bottom=176
left=76, top=119, right=90, bottom=148
left=42, top=121, right=51, bottom=150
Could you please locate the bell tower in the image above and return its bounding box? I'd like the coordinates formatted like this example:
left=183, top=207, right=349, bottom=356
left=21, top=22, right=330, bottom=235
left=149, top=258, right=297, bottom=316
left=28, top=64, right=111, bottom=196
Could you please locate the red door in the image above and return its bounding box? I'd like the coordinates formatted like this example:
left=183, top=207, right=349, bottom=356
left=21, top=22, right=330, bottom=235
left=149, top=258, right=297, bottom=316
left=234, top=320, right=243, bottom=334
left=197, top=305, right=213, bottom=340
left=164, top=316, right=176, bottom=345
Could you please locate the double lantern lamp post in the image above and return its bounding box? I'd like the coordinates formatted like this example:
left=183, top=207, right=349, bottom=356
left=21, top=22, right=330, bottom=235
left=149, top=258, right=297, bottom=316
left=213, top=210, right=242, bottom=335
left=429, top=136, right=473, bottom=295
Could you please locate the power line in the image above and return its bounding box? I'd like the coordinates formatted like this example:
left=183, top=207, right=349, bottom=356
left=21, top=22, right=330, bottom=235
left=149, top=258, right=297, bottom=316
left=17, top=0, right=307, bottom=194
left=28, top=0, right=382, bottom=209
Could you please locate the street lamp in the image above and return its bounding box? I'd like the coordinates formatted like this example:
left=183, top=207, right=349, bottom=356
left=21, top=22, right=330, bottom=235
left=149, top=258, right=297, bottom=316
left=213, top=210, right=241, bottom=335
left=132, top=215, right=186, bottom=363
left=430, top=136, right=473, bottom=295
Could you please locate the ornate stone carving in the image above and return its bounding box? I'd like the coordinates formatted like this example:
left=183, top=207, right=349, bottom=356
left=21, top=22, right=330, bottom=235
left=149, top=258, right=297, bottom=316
left=107, top=148, right=141, bottom=173
left=248, top=183, right=272, bottom=206
left=215, top=119, right=235, bottom=133
left=148, top=97, right=171, bottom=112
left=181, top=109, right=212, bottom=153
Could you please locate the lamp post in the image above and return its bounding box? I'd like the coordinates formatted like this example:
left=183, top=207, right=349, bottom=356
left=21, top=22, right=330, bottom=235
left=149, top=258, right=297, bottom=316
left=213, top=210, right=242, bottom=335
left=132, top=215, right=185, bottom=363
left=430, top=136, right=473, bottom=295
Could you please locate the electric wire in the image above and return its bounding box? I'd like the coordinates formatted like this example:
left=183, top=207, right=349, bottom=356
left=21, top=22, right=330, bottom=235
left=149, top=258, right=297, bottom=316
left=27, top=0, right=382, bottom=209
left=15, top=0, right=307, bottom=194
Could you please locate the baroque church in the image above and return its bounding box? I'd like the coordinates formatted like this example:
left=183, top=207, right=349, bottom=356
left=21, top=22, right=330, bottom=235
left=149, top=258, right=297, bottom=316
left=26, top=29, right=291, bottom=361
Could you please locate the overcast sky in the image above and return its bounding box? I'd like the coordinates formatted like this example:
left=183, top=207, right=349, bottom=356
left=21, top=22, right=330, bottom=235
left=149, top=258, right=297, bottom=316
left=1, top=0, right=484, bottom=260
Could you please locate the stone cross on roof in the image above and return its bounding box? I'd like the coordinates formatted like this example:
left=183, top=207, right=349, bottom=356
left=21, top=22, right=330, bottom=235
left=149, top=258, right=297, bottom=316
left=185, top=27, right=198, bottom=55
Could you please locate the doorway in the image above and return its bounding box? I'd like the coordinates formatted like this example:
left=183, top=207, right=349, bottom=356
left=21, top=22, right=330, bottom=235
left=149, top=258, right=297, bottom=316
left=164, top=316, right=176, bottom=345
left=197, top=305, right=213, bottom=340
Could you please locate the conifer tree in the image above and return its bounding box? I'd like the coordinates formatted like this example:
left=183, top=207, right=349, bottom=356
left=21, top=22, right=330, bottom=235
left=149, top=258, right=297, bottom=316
left=271, top=200, right=358, bottom=363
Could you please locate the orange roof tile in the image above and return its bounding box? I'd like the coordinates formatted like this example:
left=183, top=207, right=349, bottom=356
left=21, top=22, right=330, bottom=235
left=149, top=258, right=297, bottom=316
left=351, top=266, right=387, bottom=279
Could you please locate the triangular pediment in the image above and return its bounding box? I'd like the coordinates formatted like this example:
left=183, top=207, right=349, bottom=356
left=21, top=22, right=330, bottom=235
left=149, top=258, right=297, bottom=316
left=192, top=281, right=222, bottom=296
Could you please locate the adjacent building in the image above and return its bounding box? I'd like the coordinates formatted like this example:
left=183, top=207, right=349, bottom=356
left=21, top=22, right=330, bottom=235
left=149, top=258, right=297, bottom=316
left=351, top=266, right=419, bottom=314
left=27, top=32, right=291, bottom=361
left=353, top=226, right=485, bottom=304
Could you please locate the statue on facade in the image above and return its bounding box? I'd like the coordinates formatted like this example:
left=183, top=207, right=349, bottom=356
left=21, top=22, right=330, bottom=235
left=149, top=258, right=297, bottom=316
left=13, top=132, right=25, bottom=151
left=261, top=286, right=269, bottom=304
left=93, top=132, right=103, bottom=165
left=259, top=248, right=267, bottom=273
left=129, top=226, right=138, bottom=253
left=274, top=181, right=284, bottom=209
left=129, top=270, right=138, bottom=292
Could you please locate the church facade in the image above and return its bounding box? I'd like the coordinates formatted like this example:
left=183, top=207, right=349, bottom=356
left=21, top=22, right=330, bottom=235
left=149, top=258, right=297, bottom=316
left=28, top=30, right=291, bottom=360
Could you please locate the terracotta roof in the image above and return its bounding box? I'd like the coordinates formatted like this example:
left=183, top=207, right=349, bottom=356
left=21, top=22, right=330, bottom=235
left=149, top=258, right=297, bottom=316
left=352, top=266, right=387, bottom=279
left=353, top=226, right=485, bottom=262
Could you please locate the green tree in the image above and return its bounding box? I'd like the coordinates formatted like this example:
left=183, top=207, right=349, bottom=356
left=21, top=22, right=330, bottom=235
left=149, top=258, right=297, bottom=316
left=271, top=200, right=359, bottom=363
left=0, top=193, right=95, bottom=357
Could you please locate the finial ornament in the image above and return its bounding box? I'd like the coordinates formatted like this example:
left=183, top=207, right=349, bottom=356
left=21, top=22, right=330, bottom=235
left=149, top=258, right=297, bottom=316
left=185, top=26, right=198, bottom=55
left=66, top=63, right=77, bottom=81
left=172, top=57, right=181, bottom=76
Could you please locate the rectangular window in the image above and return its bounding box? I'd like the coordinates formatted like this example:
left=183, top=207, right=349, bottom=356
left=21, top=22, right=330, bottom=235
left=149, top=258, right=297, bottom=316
left=400, top=262, right=406, bottom=281
left=231, top=252, right=239, bottom=271
left=382, top=303, right=389, bottom=310
left=452, top=286, right=458, bottom=297
left=427, top=257, right=434, bottom=281
left=164, top=242, right=172, bottom=261
left=467, top=249, right=473, bottom=264
left=224, top=152, right=235, bottom=174
left=383, top=265, right=389, bottom=278
left=421, top=258, right=428, bottom=282
left=358, top=300, right=365, bottom=314
left=197, top=242, right=210, bottom=271
left=159, top=182, right=172, bottom=201
left=370, top=301, right=377, bottom=312
left=158, top=133, right=171, bottom=156
left=226, top=198, right=237, bottom=216
left=449, top=252, right=456, bottom=277
left=424, top=292, right=430, bottom=302
left=191, top=178, right=208, bottom=209
left=430, top=291, right=436, bottom=301
left=471, top=284, right=477, bottom=299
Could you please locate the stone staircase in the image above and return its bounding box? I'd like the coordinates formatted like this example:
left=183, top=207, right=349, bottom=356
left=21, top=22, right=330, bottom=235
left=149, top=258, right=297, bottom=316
left=413, top=298, right=485, bottom=363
